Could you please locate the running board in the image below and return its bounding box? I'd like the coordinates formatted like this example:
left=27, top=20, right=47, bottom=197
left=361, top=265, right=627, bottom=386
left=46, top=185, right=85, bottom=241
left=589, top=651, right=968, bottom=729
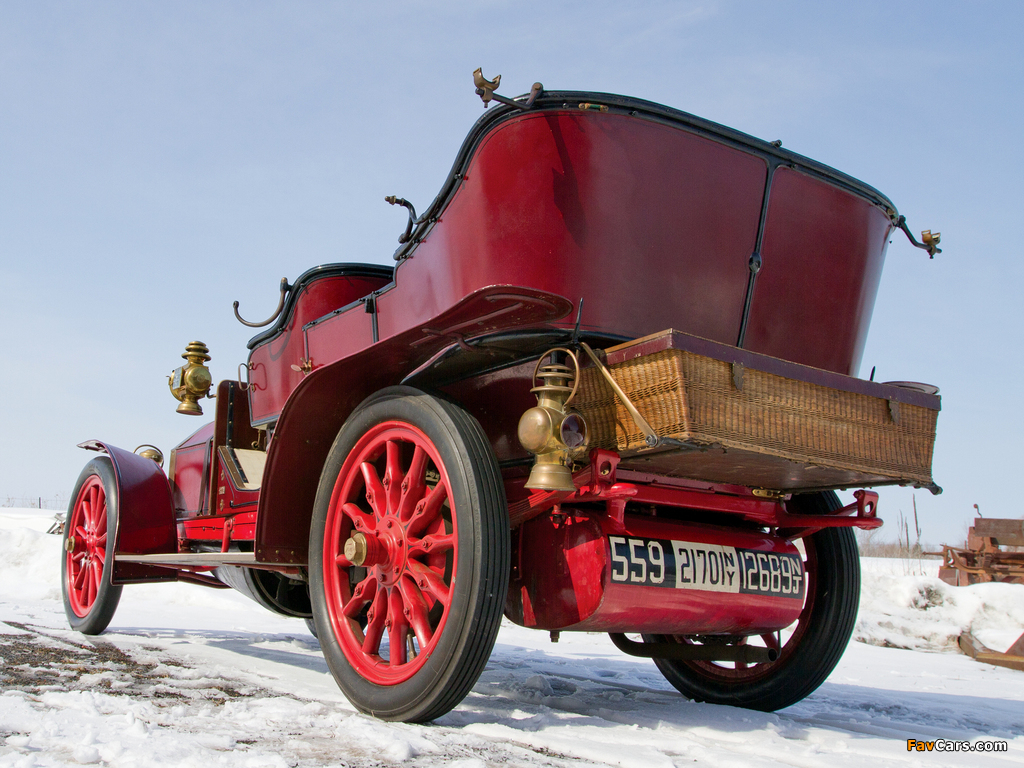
left=115, top=552, right=258, bottom=567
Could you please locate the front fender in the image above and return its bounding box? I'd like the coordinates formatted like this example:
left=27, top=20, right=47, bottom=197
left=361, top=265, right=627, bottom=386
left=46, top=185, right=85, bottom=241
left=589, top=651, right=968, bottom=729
left=79, top=440, right=177, bottom=584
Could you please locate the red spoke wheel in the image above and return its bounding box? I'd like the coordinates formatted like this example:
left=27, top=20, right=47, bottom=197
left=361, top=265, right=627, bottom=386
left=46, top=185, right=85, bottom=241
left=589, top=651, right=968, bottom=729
left=62, top=457, right=123, bottom=634
left=309, top=388, right=509, bottom=722
left=642, top=492, right=860, bottom=711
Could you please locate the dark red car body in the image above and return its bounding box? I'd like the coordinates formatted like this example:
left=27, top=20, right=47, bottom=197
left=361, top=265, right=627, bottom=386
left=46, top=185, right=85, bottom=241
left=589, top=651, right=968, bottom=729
left=63, top=86, right=939, bottom=722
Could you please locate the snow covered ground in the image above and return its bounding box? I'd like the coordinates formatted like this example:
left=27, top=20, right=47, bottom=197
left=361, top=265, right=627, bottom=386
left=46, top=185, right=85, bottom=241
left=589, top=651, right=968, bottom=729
left=2, top=508, right=1023, bottom=767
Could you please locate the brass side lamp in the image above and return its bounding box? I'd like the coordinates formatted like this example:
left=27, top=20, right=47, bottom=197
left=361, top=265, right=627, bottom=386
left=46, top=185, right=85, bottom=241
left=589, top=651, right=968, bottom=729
left=518, top=348, right=588, bottom=492
left=168, top=341, right=213, bottom=416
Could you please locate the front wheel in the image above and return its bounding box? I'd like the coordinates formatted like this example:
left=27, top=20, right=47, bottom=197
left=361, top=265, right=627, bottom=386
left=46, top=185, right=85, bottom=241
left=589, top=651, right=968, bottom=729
left=644, top=492, right=860, bottom=711
left=62, top=457, right=123, bottom=634
left=309, top=388, right=509, bottom=722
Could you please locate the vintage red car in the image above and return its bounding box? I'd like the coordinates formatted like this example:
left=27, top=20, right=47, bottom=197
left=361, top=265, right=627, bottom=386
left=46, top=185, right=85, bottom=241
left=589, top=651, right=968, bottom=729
left=61, top=72, right=941, bottom=722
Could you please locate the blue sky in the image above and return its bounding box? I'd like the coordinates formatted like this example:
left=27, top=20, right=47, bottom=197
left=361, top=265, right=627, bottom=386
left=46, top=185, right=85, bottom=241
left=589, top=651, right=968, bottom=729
left=2, top=1, right=1021, bottom=544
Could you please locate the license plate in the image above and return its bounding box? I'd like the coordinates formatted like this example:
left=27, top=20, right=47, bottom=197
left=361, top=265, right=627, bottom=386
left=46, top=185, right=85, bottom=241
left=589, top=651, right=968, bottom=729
left=608, top=536, right=804, bottom=599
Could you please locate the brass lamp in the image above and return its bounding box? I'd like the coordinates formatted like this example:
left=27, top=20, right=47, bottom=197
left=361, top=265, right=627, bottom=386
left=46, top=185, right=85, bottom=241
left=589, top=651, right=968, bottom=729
left=518, top=348, right=588, bottom=492
left=168, top=341, right=213, bottom=416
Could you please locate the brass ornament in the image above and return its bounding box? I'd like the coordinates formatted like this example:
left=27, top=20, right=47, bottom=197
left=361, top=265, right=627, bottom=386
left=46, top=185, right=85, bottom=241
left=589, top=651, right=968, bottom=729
left=519, top=348, right=588, bottom=492
left=134, top=444, right=165, bottom=467
left=344, top=533, right=369, bottom=566
left=343, top=532, right=387, bottom=568
left=168, top=341, right=213, bottom=416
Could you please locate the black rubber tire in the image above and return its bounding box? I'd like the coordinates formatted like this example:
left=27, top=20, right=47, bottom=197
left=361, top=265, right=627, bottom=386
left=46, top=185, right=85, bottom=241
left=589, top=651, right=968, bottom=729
left=308, top=387, right=510, bottom=722
left=62, top=457, right=123, bottom=635
left=645, top=492, right=860, bottom=711
left=304, top=617, right=319, bottom=639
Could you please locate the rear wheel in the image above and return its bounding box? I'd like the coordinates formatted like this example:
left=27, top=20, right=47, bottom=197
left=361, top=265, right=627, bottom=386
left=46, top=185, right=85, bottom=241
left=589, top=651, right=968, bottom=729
left=309, top=388, right=509, bottom=722
left=62, top=458, right=123, bottom=635
left=644, top=492, right=860, bottom=711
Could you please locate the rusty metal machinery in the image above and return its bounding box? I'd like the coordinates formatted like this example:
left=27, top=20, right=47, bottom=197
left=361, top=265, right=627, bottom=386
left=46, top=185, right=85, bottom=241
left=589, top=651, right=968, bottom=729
left=936, top=517, right=1024, bottom=586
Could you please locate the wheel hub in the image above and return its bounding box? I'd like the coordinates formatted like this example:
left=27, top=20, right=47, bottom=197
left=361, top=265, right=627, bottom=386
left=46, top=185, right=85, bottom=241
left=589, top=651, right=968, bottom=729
left=372, top=515, right=408, bottom=587
left=344, top=532, right=386, bottom=568
left=343, top=517, right=411, bottom=588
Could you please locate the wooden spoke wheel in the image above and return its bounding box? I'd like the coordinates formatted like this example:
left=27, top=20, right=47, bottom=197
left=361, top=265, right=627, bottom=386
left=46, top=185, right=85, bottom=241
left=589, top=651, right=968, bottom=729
left=309, top=388, right=509, bottom=722
left=643, top=492, right=860, bottom=711
left=62, top=457, right=123, bottom=635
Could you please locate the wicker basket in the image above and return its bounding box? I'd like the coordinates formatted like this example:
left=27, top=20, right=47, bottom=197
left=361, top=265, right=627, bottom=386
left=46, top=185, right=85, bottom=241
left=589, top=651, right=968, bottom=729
left=574, top=340, right=938, bottom=490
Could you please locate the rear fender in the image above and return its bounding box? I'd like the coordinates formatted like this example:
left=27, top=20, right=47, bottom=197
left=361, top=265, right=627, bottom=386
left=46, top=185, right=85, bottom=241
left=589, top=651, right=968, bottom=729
left=255, top=285, right=573, bottom=564
left=79, top=440, right=177, bottom=584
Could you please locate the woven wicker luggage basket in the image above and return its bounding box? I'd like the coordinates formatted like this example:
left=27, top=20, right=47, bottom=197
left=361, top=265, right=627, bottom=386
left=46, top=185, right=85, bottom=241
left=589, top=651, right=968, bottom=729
left=573, top=331, right=939, bottom=493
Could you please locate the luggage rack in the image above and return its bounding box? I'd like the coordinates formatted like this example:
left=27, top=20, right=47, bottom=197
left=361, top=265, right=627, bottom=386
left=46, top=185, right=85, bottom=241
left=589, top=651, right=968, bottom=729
left=573, top=329, right=941, bottom=494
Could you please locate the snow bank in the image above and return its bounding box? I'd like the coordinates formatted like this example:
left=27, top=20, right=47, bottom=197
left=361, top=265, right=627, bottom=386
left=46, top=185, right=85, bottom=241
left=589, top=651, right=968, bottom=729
left=856, top=557, right=1024, bottom=653
left=7, top=509, right=1022, bottom=656
left=0, top=509, right=64, bottom=602
left=3, top=509, right=1024, bottom=767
